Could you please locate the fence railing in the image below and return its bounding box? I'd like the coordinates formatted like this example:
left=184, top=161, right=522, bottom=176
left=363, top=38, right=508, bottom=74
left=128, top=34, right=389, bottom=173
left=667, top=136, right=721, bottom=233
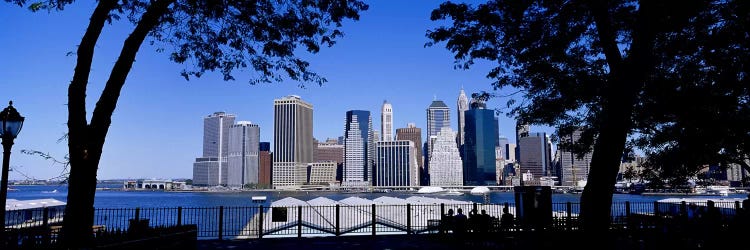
left=4, top=200, right=746, bottom=241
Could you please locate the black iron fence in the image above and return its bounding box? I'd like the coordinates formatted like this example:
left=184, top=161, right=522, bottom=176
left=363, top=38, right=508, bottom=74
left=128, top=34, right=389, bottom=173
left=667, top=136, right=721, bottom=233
left=4, top=200, right=747, bottom=241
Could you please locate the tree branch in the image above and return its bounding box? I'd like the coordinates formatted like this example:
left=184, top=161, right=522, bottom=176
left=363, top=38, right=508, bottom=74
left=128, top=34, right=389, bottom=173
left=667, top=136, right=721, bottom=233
left=68, top=0, right=117, bottom=133
left=90, top=0, right=176, bottom=141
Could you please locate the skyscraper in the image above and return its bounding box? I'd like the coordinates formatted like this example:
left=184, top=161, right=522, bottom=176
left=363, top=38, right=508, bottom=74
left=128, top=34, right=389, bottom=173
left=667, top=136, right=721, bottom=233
left=396, top=123, right=423, bottom=185
left=193, top=112, right=235, bottom=186
left=457, top=88, right=469, bottom=146
left=515, top=122, right=530, bottom=161
left=375, top=140, right=419, bottom=186
left=344, top=110, right=374, bottom=187
left=559, top=129, right=593, bottom=186
left=462, top=100, right=498, bottom=186
left=272, top=95, right=313, bottom=189
left=427, top=100, right=451, bottom=139
left=429, top=127, right=463, bottom=186
left=518, top=132, right=552, bottom=180
left=226, top=121, right=260, bottom=187
left=426, top=99, right=451, bottom=185
left=381, top=100, right=393, bottom=142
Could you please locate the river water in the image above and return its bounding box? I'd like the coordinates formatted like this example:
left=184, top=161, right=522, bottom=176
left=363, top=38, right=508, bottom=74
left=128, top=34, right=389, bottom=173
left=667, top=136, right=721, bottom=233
left=8, top=184, right=748, bottom=208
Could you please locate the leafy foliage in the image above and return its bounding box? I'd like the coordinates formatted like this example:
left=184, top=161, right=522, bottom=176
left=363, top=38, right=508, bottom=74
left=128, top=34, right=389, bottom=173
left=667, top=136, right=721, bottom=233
left=7, top=0, right=369, bottom=86
left=427, top=0, right=749, bottom=181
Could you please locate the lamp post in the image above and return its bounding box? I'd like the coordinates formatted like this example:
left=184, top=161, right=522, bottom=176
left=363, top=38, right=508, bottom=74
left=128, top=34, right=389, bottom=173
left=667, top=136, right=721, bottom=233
left=0, top=101, right=24, bottom=244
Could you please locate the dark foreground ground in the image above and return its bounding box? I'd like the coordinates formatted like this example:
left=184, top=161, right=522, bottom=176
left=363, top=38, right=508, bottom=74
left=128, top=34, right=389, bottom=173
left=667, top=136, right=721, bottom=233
left=195, top=231, right=726, bottom=250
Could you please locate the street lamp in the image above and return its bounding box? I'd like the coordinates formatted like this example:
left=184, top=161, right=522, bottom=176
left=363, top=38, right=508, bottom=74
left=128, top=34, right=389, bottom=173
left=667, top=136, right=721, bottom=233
left=0, top=101, right=24, bottom=244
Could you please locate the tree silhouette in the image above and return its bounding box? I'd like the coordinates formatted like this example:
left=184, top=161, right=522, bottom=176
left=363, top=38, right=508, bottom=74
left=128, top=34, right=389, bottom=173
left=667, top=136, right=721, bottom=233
left=6, top=0, right=368, bottom=248
left=427, top=0, right=748, bottom=235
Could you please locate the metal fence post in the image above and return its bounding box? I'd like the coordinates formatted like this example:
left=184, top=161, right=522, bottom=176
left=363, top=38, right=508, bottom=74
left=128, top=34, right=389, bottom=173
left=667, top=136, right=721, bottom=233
left=566, top=202, right=572, bottom=231
left=135, top=207, right=140, bottom=221
left=177, top=206, right=182, bottom=226
left=440, top=203, right=445, bottom=234
left=298, top=206, right=303, bottom=238
left=43, top=207, right=50, bottom=246
left=406, top=203, right=412, bottom=234
left=258, top=205, right=264, bottom=239
left=625, top=201, right=632, bottom=235
left=218, top=206, right=224, bottom=240
left=335, top=204, right=340, bottom=236
left=372, top=204, right=376, bottom=236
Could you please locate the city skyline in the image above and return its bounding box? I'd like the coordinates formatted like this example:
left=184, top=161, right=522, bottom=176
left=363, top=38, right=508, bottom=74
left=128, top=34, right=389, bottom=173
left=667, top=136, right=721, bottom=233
left=1, top=1, right=554, bottom=180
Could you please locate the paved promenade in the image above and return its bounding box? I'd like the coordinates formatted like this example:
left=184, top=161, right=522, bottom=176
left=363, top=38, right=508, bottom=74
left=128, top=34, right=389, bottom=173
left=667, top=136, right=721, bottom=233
left=195, top=232, right=668, bottom=250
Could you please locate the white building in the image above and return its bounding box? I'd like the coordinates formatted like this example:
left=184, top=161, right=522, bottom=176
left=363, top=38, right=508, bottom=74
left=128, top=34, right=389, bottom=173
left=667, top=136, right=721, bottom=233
left=227, top=121, right=260, bottom=187
left=307, top=162, right=337, bottom=185
left=193, top=112, right=235, bottom=186
left=457, top=88, right=469, bottom=146
left=381, top=101, right=393, bottom=141
left=429, top=127, right=463, bottom=186
left=344, top=117, right=366, bottom=186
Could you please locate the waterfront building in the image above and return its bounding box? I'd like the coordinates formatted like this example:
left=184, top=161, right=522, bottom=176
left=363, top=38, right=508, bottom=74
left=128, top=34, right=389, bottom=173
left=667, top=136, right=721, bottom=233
left=396, top=122, right=424, bottom=170
left=307, top=162, right=337, bottom=185
left=375, top=140, right=419, bottom=186
left=193, top=112, right=235, bottom=186
left=192, top=157, right=222, bottom=186
left=272, top=95, right=314, bottom=189
left=259, top=142, right=272, bottom=188
left=226, top=121, right=260, bottom=187
left=343, top=110, right=374, bottom=187
left=518, top=132, right=553, bottom=180
left=559, top=129, right=592, bottom=186
left=315, top=138, right=344, bottom=182
left=381, top=101, right=393, bottom=142
left=457, top=88, right=468, bottom=147
left=428, top=127, right=463, bottom=186
left=426, top=99, right=451, bottom=185
left=462, top=99, right=498, bottom=186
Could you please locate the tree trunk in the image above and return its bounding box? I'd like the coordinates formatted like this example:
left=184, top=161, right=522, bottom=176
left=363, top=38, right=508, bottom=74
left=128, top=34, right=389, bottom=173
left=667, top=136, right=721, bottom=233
left=62, top=1, right=174, bottom=248
left=61, top=1, right=118, bottom=248
left=580, top=0, right=658, bottom=235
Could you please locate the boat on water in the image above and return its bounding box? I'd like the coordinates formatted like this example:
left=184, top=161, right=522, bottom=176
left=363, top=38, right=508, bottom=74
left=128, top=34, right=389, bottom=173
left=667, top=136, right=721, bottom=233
left=442, top=189, right=463, bottom=196
left=416, top=186, right=445, bottom=194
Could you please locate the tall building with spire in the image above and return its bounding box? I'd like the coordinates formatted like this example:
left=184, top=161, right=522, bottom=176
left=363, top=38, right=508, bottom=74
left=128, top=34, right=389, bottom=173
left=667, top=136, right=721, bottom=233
left=193, top=112, right=235, bottom=186
left=343, top=110, right=374, bottom=187
left=272, top=95, right=313, bottom=189
left=381, top=100, right=393, bottom=142
left=457, top=88, right=469, bottom=147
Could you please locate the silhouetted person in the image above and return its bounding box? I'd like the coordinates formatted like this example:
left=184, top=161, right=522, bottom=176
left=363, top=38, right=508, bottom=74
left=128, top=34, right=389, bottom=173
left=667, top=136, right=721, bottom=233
left=500, top=207, right=514, bottom=232
left=477, top=209, right=490, bottom=233
left=454, top=208, right=468, bottom=238
left=468, top=208, right=479, bottom=233
left=441, top=208, right=455, bottom=233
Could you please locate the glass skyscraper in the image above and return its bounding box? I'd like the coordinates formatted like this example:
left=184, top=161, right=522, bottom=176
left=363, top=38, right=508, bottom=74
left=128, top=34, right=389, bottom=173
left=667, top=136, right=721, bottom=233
left=463, top=100, right=498, bottom=186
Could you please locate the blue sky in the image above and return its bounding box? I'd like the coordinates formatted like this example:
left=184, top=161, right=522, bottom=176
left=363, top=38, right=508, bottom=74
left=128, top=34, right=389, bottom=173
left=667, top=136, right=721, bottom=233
left=0, top=1, right=554, bottom=180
